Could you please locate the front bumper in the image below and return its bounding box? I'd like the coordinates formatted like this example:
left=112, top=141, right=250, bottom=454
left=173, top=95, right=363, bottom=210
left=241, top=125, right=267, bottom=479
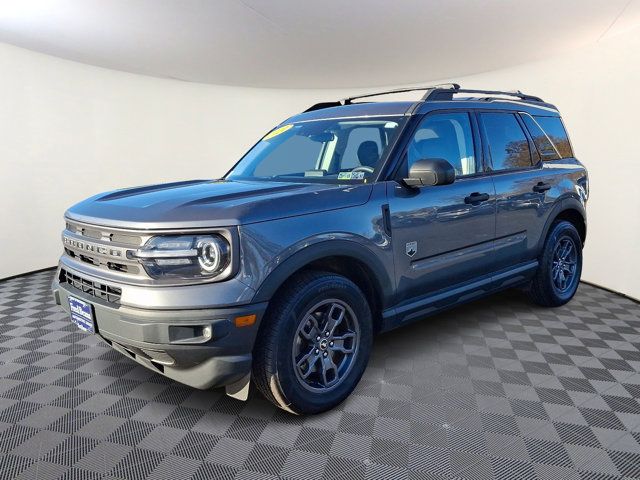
left=52, top=267, right=267, bottom=390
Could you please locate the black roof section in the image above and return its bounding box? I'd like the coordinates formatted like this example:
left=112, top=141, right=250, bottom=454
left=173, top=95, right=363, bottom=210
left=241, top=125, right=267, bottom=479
left=304, top=83, right=557, bottom=115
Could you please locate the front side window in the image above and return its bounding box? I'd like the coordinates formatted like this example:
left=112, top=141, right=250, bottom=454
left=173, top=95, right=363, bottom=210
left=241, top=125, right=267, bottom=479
left=227, top=117, right=406, bottom=184
left=481, top=113, right=533, bottom=171
left=403, top=112, right=477, bottom=178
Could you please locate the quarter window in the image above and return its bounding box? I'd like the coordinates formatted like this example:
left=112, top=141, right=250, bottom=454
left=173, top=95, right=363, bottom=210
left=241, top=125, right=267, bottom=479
left=405, top=112, right=476, bottom=177
left=533, top=116, right=573, bottom=158
left=481, top=113, right=533, bottom=171
left=521, top=114, right=560, bottom=161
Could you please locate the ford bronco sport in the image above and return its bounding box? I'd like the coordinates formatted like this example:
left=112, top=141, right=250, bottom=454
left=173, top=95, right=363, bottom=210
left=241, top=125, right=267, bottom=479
left=53, top=84, right=588, bottom=414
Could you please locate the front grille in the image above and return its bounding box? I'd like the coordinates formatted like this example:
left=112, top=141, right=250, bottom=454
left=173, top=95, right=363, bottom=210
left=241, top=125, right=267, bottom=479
left=63, top=219, right=147, bottom=279
left=64, top=247, right=138, bottom=274
left=59, top=268, right=122, bottom=304
left=66, top=221, right=143, bottom=246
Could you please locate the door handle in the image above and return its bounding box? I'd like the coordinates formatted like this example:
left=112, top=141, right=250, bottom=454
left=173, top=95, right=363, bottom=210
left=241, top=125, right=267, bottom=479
left=464, top=192, right=490, bottom=204
left=533, top=181, right=551, bottom=193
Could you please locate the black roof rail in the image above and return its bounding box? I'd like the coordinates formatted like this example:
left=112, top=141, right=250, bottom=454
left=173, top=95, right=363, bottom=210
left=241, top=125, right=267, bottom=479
left=342, top=84, right=461, bottom=104
left=424, top=85, right=544, bottom=103
left=303, top=84, right=461, bottom=112
left=303, top=101, right=344, bottom=113
left=303, top=84, right=545, bottom=113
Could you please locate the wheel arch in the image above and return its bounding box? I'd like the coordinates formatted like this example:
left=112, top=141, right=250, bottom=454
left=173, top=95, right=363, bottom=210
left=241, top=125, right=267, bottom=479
left=538, top=198, right=587, bottom=252
left=252, top=240, right=393, bottom=334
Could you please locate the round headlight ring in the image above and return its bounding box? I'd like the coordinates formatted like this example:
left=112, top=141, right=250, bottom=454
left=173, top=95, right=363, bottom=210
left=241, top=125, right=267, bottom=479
left=197, top=238, right=221, bottom=272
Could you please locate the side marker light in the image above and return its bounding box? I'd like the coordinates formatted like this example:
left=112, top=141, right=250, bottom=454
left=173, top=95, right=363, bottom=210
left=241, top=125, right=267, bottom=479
left=235, top=314, right=256, bottom=328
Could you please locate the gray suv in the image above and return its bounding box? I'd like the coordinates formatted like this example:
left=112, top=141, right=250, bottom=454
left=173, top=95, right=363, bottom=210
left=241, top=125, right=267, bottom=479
left=52, top=84, right=588, bottom=414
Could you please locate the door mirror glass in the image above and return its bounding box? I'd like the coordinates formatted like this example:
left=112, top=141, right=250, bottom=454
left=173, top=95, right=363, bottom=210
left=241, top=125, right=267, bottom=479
left=403, top=158, right=456, bottom=187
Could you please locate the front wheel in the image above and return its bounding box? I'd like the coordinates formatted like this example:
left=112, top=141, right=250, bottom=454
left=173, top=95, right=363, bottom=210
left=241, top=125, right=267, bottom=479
left=528, top=220, right=583, bottom=307
left=252, top=271, right=373, bottom=414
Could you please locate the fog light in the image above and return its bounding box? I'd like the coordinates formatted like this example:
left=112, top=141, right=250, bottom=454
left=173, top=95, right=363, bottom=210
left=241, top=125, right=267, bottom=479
left=168, top=325, right=214, bottom=344
left=203, top=325, right=213, bottom=340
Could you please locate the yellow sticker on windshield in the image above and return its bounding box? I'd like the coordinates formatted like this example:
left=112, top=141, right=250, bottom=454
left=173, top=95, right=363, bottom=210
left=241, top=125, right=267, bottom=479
left=263, top=124, right=293, bottom=141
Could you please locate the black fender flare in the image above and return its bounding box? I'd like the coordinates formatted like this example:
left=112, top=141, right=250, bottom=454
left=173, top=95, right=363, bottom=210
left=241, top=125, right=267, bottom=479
left=536, top=196, right=587, bottom=253
left=251, top=239, right=394, bottom=307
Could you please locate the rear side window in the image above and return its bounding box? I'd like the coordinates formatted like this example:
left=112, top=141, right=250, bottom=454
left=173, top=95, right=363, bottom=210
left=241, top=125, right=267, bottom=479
left=532, top=116, right=573, bottom=158
left=480, top=113, right=532, bottom=171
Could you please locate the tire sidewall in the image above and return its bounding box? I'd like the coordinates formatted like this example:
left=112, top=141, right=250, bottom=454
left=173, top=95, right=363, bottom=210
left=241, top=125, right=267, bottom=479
left=544, top=221, right=582, bottom=303
left=273, top=276, right=373, bottom=414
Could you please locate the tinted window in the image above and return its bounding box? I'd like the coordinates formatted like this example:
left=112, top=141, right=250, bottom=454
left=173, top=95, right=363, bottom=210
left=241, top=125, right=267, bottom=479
left=481, top=113, right=532, bottom=171
left=521, top=114, right=560, bottom=160
left=228, top=117, right=406, bottom=183
left=254, top=135, right=321, bottom=177
left=342, top=127, right=382, bottom=168
left=534, top=116, right=573, bottom=158
left=406, top=112, right=476, bottom=177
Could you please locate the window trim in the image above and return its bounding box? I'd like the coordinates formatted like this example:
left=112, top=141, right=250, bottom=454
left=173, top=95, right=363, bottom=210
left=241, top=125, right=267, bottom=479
left=476, top=110, right=542, bottom=176
left=515, top=113, right=542, bottom=166
left=389, top=110, right=482, bottom=182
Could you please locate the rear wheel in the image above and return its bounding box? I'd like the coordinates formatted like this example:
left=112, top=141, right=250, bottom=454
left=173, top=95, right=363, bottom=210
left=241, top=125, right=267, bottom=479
left=528, top=220, right=582, bottom=307
left=252, top=271, right=372, bottom=414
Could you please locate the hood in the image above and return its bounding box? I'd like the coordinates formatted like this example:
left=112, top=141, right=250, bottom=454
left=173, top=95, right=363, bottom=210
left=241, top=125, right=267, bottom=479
left=65, top=179, right=373, bottom=229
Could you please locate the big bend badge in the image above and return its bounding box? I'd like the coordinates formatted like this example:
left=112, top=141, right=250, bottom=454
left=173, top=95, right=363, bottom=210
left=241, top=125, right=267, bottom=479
left=406, top=241, right=417, bottom=258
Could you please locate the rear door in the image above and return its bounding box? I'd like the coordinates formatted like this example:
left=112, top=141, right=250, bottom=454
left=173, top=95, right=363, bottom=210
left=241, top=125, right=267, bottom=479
left=386, top=111, right=496, bottom=306
left=477, top=111, right=559, bottom=271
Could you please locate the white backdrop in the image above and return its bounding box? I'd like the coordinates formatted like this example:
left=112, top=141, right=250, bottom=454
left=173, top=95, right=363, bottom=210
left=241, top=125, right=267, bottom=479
left=0, top=43, right=345, bottom=280
left=447, top=26, right=640, bottom=301
left=1, top=27, right=639, bottom=299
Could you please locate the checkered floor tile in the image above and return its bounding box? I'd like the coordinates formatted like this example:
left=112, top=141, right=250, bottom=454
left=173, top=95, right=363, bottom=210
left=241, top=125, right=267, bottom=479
left=1, top=270, right=640, bottom=479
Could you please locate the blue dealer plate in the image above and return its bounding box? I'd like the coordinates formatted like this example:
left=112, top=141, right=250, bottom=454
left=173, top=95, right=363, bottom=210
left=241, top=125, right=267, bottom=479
left=68, top=296, right=95, bottom=333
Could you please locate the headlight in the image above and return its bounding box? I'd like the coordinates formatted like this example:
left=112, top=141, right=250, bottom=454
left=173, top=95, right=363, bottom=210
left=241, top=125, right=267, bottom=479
left=130, top=234, right=231, bottom=280
left=197, top=237, right=225, bottom=272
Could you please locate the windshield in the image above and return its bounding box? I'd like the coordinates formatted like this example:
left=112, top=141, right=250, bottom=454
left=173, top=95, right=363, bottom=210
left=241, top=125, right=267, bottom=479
left=226, top=116, right=407, bottom=183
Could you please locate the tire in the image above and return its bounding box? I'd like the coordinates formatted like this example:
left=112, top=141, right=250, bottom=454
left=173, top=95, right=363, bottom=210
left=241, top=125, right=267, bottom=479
left=528, top=220, right=583, bottom=307
left=252, top=271, right=373, bottom=414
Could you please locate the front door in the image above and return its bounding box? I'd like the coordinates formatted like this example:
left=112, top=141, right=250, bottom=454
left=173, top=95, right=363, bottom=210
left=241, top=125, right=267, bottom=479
left=387, top=111, right=496, bottom=309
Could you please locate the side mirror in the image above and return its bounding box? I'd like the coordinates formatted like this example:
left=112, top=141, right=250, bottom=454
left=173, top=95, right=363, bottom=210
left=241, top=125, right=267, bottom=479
left=403, top=158, right=455, bottom=188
